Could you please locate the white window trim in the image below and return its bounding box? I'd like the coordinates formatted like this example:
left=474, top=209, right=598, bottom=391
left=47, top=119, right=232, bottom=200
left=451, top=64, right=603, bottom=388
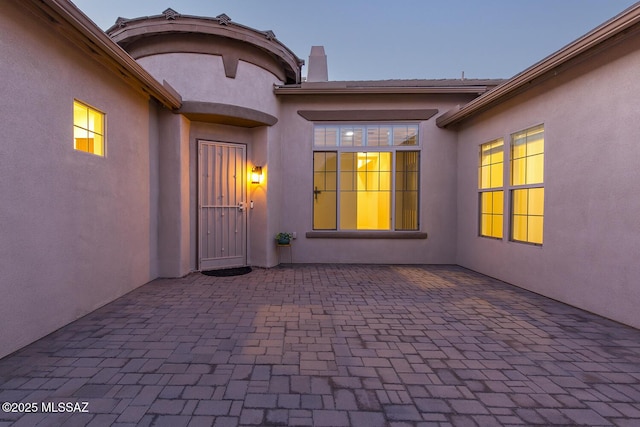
left=73, top=99, right=106, bottom=157
left=312, top=123, right=421, bottom=232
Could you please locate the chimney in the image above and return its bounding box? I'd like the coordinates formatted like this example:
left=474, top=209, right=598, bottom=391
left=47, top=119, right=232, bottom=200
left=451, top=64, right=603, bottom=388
left=307, top=46, right=328, bottom=82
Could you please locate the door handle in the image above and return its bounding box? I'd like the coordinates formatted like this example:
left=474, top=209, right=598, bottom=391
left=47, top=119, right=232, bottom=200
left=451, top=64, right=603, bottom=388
left=238, top=202, right=245, bottom=212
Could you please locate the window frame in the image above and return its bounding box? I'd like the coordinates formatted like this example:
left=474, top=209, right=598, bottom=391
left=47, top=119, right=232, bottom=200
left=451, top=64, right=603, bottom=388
left=508, top=124, right=545, bottom=245
left=312, top=123, right=421, bottom=232
left=73, top=99, right=106, bottom=157
left=478, top=139, right=504, bottom=239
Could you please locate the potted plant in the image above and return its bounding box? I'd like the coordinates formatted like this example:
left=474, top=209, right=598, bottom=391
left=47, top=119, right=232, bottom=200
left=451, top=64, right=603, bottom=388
left=276, top=232, right=293, bottom=245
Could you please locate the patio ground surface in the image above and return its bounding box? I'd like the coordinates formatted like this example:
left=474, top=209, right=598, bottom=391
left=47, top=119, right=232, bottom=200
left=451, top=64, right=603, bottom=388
left=1, top=264, right=639, bottom=426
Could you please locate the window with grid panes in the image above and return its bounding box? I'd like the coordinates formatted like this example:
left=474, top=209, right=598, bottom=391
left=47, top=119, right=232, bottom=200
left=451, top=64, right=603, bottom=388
left=478, top=139, right=504, bottom=239
left=73, top=100, right=105, bottom=156
left=510, top=125, right=544, bottom=244
left=313, top=124, right=420, bottom=231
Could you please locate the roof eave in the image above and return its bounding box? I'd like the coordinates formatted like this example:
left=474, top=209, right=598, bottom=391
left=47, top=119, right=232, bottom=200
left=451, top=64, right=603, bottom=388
left=274, top=85, right=494, bottom=96
left=437, top=2, right=640, bottom=128
left=23, top=0, right=182, bottom=110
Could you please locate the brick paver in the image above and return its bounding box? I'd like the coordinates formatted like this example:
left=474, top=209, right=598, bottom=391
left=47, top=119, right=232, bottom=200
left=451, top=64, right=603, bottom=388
left=1, top=264, right=639, bottom=426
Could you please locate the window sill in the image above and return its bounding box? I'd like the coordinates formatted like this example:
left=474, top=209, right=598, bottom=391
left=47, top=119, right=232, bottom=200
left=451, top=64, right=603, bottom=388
left=306, top=231, right=427, bottom=239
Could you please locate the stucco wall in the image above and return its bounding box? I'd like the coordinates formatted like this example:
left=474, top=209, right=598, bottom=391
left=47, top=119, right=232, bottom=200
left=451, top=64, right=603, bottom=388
left=135, top=47, right=289, bottom=270
left=0, top=4, right=163, bottom=357
left=157, top=111, right=191, bottom=278
left=275, top=95, right=473, bottom=264
left=137, top=54, right=282, bottom=116
left=455, top=36, right=640, bottom=328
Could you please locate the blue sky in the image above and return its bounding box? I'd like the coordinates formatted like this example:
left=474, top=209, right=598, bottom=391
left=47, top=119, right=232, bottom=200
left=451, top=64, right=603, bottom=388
left=72, top=0, right=638, bottom=81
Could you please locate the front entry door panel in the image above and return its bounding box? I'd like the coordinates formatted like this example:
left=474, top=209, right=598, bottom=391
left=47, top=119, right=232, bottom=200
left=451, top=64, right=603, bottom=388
left=198, top=141, right=247, bottom=270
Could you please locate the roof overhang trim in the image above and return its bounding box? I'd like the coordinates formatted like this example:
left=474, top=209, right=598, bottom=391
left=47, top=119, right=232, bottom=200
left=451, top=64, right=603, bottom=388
left=276, top=86, right=493, bottom=95
left=437, top=3, right=640, bottom=128
left=298, top=109, right=438, bottom=122
left=179, top=101, right=277, bottom=128
left=23, top=0, right=182, bottom=110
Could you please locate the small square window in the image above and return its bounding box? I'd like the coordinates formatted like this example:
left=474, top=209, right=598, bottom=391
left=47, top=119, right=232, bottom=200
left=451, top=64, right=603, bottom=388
left=74, top=100, right=105, bottom=156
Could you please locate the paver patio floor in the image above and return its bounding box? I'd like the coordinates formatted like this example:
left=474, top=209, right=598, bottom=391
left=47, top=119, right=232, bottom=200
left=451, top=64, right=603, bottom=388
left=1, top=264, right=639, bottom=426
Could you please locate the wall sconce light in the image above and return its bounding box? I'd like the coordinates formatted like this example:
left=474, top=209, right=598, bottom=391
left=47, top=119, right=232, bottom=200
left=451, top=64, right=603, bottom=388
left=251, top=166, right=263, bottom=184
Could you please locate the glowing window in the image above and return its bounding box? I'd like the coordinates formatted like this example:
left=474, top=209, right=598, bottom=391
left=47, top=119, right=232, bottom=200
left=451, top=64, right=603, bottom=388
left=313, top=124, right=419, bottom=231
left=73, top=100, right=105, bottom=156
left=478, top=139, right=504, bottom=239
left=313, top=152, right=337, bottom=230
left=510, top=125, right=544, bottom=244
left=313, top=124, right=418, bottom=147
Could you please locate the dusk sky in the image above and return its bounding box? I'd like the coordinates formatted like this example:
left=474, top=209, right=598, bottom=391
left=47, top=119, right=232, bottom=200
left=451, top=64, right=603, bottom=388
left=72, top=0, right=638, bottom=81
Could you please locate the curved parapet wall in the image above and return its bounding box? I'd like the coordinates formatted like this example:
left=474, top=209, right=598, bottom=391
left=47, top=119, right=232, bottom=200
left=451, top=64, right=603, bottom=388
left=107, top=9, right=303, bottom=124
left=108, top=9, right=303, bottom=84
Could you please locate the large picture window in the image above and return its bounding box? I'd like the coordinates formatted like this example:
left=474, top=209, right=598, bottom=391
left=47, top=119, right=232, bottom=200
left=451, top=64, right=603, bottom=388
left=73, top=100, right=105, bottom=156
left=478, top=139, right=504, bottom=238
left=510, top=125, right=544, bottom=244
left=313, top=124, right=419, bottom=231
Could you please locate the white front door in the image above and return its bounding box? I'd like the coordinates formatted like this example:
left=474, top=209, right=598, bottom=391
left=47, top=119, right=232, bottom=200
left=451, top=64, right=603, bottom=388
left=198, top=141, right=247, bottom=270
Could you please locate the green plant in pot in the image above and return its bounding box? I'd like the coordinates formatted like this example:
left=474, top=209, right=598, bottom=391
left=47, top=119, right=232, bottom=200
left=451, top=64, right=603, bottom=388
left=276, top=232, right=293, bottom=245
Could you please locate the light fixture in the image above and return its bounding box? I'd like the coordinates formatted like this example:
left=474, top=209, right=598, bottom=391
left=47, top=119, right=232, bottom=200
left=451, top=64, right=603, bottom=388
left=251, top=166, right=263, bottom=184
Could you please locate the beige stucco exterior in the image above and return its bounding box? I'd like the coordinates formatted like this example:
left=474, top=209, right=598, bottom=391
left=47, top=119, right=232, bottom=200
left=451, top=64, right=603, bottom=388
left=113, top=16, right=298, bottom=272
left=0, top=2, right=168, bottom=357
left=454, top=31, right=640, bottom=329
left=139, top=54, right=283, bottom=117
left=276, top=95, right=471, bottom=264
left=1, top=0, right=640, bottom=359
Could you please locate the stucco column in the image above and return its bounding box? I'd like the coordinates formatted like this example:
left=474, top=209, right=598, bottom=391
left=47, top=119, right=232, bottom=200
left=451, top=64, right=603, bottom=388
left=157, top=110, right=191, bottom=277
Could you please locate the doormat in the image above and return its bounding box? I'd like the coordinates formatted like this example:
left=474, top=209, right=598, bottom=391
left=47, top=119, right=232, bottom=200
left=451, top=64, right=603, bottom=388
left=201, top=266, right=252, bottom=277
